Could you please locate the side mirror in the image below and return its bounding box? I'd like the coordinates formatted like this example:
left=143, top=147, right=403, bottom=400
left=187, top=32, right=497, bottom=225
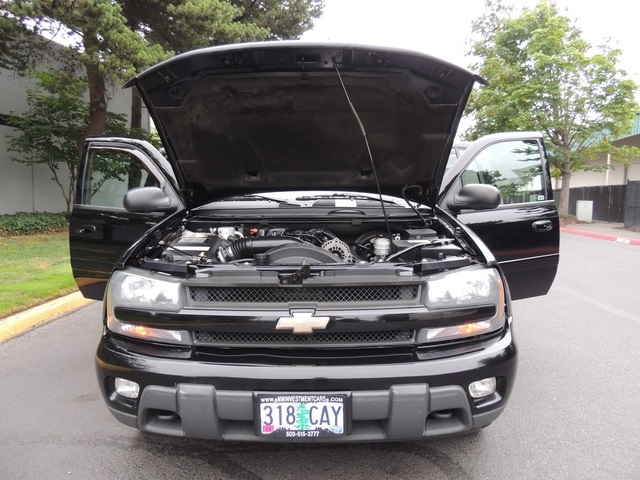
left=123, top=187, right=176, bottom=213
left=446, top=184, right=501, bottom=212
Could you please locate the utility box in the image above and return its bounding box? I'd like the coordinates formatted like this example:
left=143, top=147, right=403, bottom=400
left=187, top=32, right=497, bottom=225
left=576, top=200, right=593, bottom=223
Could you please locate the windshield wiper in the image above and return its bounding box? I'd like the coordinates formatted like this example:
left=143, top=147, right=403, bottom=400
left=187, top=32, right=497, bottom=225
left=295, top=193, right=396, bottom=204
left=219, top=194, right=287, bottom=203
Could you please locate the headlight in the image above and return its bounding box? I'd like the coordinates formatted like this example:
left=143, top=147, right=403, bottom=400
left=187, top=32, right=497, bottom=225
left=419, top=267, right=506, bottom=342
left=105, top=269, right=190, bottom=345
left=426, top=267, right=502, bottom=309
left=110, top=269, right=182, bottom=311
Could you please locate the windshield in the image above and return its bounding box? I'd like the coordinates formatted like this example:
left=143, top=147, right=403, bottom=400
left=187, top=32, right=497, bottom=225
left=446, top=143, right=469, bottom=172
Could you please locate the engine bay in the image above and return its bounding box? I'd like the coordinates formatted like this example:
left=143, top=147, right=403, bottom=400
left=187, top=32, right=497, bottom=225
left=137, top=217, right=476, bottom=276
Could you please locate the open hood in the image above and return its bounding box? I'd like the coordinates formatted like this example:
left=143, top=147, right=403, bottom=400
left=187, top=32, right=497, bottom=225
left=126, top=42, right=480, bottom=208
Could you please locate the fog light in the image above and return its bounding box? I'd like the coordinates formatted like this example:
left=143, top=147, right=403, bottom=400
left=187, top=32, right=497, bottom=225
left=115, top=378, right=140, bottom=399
left=469, top=377, right=497, bottom=399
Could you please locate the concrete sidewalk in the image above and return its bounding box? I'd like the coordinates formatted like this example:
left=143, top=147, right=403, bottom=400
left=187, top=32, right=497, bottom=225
left=1, top=221, right=638, bottom=344
left=560, top=221, right=640, bottom=246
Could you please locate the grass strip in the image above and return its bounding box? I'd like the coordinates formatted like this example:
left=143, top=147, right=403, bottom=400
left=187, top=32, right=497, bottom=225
left=0, top=231, right=77, bottom=318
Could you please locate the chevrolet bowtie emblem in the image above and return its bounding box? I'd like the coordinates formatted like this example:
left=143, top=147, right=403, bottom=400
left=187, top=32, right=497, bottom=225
left=276, top=311, right=330, bottom=334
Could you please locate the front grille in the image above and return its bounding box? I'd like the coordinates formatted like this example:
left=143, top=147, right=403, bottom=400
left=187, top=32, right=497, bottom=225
left=194, top=329, right=414, bottom=346
left=189, top=285, right=420, bottom=304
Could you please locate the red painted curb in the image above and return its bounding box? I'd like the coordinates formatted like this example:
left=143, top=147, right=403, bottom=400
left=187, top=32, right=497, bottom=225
left=561, top=227, right=640, bottom=246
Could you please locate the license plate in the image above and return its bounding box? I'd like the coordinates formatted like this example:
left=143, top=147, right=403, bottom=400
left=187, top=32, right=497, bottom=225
left=255, top=393, right=348, bottom=438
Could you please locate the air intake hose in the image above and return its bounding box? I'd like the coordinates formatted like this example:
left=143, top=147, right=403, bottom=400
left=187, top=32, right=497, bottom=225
left=217, top=236, right=303, bottom=262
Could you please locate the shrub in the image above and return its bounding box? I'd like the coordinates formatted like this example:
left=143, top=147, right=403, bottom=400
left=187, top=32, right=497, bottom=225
left=0, top=212, right=69, bottom=236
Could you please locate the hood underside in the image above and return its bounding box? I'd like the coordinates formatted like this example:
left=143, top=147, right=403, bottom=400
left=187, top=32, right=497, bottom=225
left=126, top=42, right=478, bottom=207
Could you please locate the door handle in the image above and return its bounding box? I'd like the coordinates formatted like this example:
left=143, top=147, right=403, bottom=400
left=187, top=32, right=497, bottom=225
left=77, top=224, right=97, bottom=235
left=532, top=220, right=552, bottom=232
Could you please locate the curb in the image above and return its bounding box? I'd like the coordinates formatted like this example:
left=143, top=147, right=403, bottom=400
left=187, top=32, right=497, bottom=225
left=0, top=292, right=94, bottom=344
left=560, top=227, right=640, bottom=246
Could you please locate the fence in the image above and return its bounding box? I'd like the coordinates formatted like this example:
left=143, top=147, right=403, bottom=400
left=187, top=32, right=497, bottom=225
left=625, top=181, right=640, bottom=228
left=553, top=182, right=640, bottom=227
left=554, top=185, right=627, bottom=223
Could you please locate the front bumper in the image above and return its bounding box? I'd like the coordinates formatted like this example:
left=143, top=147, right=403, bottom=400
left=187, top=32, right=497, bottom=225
left=96, top=319, right=516, bottom=442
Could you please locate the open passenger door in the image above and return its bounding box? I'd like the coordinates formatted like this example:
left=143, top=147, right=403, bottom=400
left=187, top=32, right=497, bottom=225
left=440, top=132, right=559, bottom=300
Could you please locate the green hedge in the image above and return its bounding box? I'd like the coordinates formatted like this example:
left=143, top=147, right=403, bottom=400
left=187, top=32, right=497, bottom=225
left=0, top=212, right=70, bottom=236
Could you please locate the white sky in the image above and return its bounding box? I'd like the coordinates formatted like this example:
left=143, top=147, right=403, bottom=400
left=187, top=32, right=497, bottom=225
left=301, top=0, right=640, bottom=85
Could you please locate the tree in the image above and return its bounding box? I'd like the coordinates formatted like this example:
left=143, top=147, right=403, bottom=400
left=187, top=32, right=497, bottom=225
left=6, top=69, right=131, bottom=212
left=465, top=0, right=639, bottom=215
left=2, top=0, right=324, bottom=143
left=0, top=10, right=57, bottom=72
left=0, top=11, right=28, bottom=70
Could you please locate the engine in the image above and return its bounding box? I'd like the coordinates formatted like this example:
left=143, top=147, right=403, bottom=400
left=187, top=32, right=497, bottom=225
left=146, top=224, right=468, bottom=272
left=160, top=227, right=355, bottom=266
left=141, top=220, right=469, bottom=274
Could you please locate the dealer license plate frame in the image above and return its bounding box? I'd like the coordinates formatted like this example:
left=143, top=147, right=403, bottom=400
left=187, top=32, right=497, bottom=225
left=254, top=392, right=351, bottom=439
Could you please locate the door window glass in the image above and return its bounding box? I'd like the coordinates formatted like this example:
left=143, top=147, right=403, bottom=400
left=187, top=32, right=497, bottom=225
left=461, top=140, right=545, bottom=204
left=83, top=149, right=159, bottom=208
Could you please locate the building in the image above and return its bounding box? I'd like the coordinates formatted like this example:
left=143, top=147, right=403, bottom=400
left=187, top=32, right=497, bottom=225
left=557, top=114, right=640, bottom=189
left=0, top=43, right=143, bottom=214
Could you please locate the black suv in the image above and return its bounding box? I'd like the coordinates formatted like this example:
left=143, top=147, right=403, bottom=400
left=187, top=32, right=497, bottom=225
left=70, top=42, right=559, bottom=442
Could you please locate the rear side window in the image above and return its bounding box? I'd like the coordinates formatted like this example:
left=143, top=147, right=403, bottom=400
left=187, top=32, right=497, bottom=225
left=83, top=149, right=159, bottom=208
left=461, top=140, right=545, bottom=205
